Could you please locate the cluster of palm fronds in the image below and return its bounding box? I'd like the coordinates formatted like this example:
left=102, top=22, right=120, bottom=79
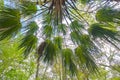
left=0, top=0, right=120, bottom=79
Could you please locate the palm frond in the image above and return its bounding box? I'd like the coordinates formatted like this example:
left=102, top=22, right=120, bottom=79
left=19, top=22, right=38, bottom=57
left=43, top=39, right=58, bottom=64
left=42, top=14, right=52, bottom=26
left=96, top=7, right=120, bottom=23
left=0, top=7, right=21, bottom=40
left=79, top=0, right=91, bottom=4
left=88, top=23, right=120, bottom=49
left=79, top=35, right=94, bottom=48
left=75, top=46, right=98, bottom=73
left=53, top=36, right=63, bottom=50
left=58, top=24, right=67, bottom=35
left=19, top=34, right=37, bottom=57
left=70, top=20, right=83, bottom=32
left=62, top=48, right=77, bottom=75
left=88, top=23, right=118, bottom=38
left=42, top=25, right=53, bottom=38
left=40, top=0, right=85, bottom=26
left=19, top=1, right=37, bottom=16
left=24, top=21, right=38, bottom=35
left=70, top=31, right=81, bottom=45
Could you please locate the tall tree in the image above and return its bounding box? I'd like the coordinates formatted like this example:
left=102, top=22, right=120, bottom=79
left=0, top=0, right=120, bottom=79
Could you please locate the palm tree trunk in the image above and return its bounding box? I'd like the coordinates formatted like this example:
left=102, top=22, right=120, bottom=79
left=35, top=57, right=40, bottom=80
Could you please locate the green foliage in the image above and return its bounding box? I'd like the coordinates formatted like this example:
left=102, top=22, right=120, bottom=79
left=58, top=24, right=67, bottom=35
left=0, top=7, right=21, bottom=40
left=70, top=32, right=94, bottom=48
left=53, top=36, right=63, bottom=50
left=62, top=48, right=77, bottom=75
left=110, top=77, right=120, bottom=80
left=88, top=23, right=119, bottom=39
left=19, top=34, right=37, bottom=57
left=96, top=8, right=120, bottom=23
left=0, top=0, right=120, bottom=79
left=79, top=0, right=90, bottom=4
left=20, top=1, right=37, bottom=16
left=70, top=31, right=81, bottom=44
left=0, top=0, right=4, bottom=8
left=75, top=46, right=98, bottom=72
left=70, top=20, right=83, bottom=32
left=43, top=40, right=57, bottom=64
left=88, top=23, right=120, bottom=50
left=42, top=14, right=51, bottom=25
left=25, top=21, right=38, bottom=35
left=79, top=35, right=92, bottom=47
left=19, top=22, right=38, bottom=57
left=89, top=68, right=108, bottom=80
left=0, top=39, right=34, bottom=80
left=112, top=65, right=120, bottom=73
left=42, top=25, right=53, bottom=38
left=5, top=69, right=28, bottom=80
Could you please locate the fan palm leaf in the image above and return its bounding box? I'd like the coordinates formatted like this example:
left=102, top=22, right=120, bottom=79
left=53, top=36, right=63, bottom=50
left=88, top=23, right=120, bottom=49
left=43, top=39, right=58, bottom=64
left=62, top=48, right=77, bottom=75
left=19, top=1, right=37, bottom=16
left=24, top=21, right=38, bottom=35
left=58, top=24, right=67, bottom=35
left=96, top=7, right=120, bottom=23
left=70, top=20, right=83, bottom=32
left=0, top=7, right=21, bottom=40
left=89, top=23, right=118, bottom=38
left=42, top=25, right=53, bottom=38
left=19, top=22, right=38, bottom=56
left=70, top=31, right=81, bottom=45
left=19, top=34, right=37, bottom=57
left=75, top=46, right=98, bottom=73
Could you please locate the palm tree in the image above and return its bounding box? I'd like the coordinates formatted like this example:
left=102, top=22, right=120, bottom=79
left=0, top=0, right=120, bottom=79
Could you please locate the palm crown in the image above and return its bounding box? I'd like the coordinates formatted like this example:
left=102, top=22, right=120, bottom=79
left=0, top=0, right=120, bottom=79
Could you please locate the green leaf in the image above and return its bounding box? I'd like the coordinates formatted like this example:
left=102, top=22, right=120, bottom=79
left=53, top=36, right=63, bottom=50
left=62, top=48, right=77, bottom=75
left=58, top=24, right=67, bottom=35
left=24, top=21, right=38, bottom=35
left=0, top=0, right=4, bottom=9
left=79, top=0, right=90, bottom=4
left=70, top=31, right=81, bottom=44
left=79, top=35, right=93, bottom=48
left=96, top=8, right=120, bottom=23
left=75, top=46, right=98, bottom=73
left=88, top=23, right=118, bottom=39
left=42, top=25, right=53, bottom=38
left=42, top=14, right=51, bottom=25
left=70, top=20, right=83, bottom=32
left=43, top=40, right=57, bottom=64
left=110, top=77, right=120, bottom=80
left=62, top=48, right=73, bottom=66
left=0, top=7, right=21, bottom=40
left=20, top=1, right=37, bottom=16
left=19, top=34, right=37, bottom=57
left=89, top=23, right=120, bottom=49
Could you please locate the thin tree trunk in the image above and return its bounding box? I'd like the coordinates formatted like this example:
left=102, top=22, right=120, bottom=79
left=35, top=57, right=40, bottom=80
